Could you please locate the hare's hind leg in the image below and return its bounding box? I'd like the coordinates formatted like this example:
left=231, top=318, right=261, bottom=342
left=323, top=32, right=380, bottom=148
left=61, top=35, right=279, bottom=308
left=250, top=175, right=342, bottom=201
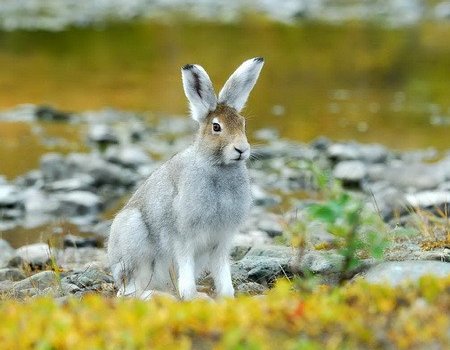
left=108, top=208, right=164, bottom=298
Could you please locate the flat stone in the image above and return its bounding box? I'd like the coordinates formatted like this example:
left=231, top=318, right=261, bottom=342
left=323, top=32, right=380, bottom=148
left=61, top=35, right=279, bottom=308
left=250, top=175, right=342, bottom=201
left=0, top=268, right=26, bottom=282
left=63, top=235, right=100, bottom=249
left=0, top=184, right=24, bottom=219
left=245, top=245, right=296, bottom=260
left=327, top=143, right=388, bottom=163
left=327, top=143, right=360, bottom=161
left=233, top=231, right=271, bottom=247
left=61, top=267, right=113, bottom=292
left=57, top=247, right=108, bottom=271
left=45, top=175, right=95, bottom=192
left=87, top=124, right=119, bottom=144
left=35, top=106, right=71, bottom=121
left=40, top=153, right=70, bottom=182
left=363, top=261, right=450, bottom=285
left=66, top=153, right=137, bottom=187
left=13, top=271, right=58, bottom=291
left=333, top=160, right=367, bottom=184
left=236, top=282, right=268, bottom=295
left=256, top=216, right=283, bottom=237
left=251, top=185, right=280, bottom=207
left=54, top=191, right=102, bottom=217
left=384, top=163, right=445, bottom=191
left=296, top=250, right=343, bottom=274
left=16, top=243, right=54, bottom=267
left=405, top=191, right=450, bottom=209
left=105, top=146, right=151, bottom=169
left=232, top=255, right=292, bottom=285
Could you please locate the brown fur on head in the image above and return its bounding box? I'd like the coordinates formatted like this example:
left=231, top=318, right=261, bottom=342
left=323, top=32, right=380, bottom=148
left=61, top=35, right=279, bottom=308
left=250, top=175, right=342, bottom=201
left=181, top=57, right=264, bottom=166
left=196, top=104, right=249, bottom=165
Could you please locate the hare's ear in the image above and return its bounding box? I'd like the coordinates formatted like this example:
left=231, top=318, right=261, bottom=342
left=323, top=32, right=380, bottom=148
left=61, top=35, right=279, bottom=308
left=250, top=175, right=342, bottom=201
left=218, top=57, right=264, bottom=112
left=181, top=64, right=217, bottom=122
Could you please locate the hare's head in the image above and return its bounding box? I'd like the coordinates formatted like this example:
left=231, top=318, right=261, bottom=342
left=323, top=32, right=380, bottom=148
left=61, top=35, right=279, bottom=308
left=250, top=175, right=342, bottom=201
left=181, top=57, right=264, bottom=165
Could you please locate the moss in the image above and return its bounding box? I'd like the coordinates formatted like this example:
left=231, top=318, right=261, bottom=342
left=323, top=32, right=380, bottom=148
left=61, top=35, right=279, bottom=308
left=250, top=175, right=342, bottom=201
left=0, top=276, right=448, bottom=349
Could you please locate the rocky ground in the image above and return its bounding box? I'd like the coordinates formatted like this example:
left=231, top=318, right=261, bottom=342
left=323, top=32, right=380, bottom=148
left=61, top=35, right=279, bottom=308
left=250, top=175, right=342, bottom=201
left=0, top=104, right=449, bottom=300
left=0, top=0, right=449, bottom=31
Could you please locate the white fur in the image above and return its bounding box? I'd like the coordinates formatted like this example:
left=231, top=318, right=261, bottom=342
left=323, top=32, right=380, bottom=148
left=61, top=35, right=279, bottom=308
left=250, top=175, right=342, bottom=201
left=108, top=58, right=264, bottom=300
left=218, top=57, right=265, bottom=112
left=181, top=64, right=217, bottom=122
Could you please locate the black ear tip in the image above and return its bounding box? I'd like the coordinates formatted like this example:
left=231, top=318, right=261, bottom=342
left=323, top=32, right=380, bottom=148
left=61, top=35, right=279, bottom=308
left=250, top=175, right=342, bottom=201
left=182, top=64, right=195, bottom=70
left=254, top=57, right=264, bottom=63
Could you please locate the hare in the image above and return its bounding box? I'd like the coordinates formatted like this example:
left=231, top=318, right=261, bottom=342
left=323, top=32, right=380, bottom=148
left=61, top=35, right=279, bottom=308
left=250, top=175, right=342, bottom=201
left=108, top=57, right=264, bottom=300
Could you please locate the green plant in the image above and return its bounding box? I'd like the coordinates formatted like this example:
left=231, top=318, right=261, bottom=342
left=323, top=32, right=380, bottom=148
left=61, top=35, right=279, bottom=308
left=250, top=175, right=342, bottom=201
left=288, top=161, right=389, bottom=283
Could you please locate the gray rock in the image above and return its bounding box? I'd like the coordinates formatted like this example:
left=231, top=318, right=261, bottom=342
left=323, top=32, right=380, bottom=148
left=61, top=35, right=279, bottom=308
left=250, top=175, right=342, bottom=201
left=363, top=261, right=450, bottom=285
left=434, top=2, right=450, bottom=19
left=16, top=243, right=55, bottom=267
left=236, top=282, right=268, bottom=295
left=87, top=124, right=119, bottom=145
left=66, top=153, right=137, bottom=187
left=57, top=247, right=108, bottom=271
left=327, top=143, right=360, bottom=161
left=296, top=250, right=343, bottom=274
left=384, top=163, right=445, bottom=191
left=306, top=222, right=338, bottom=246
left=61, top=267, right=113, bottom=293
left=13, top=271, right=58, bottom=291
left=233, top=231, right=271, bottom=246
left=245, top=245, right=296, bottom=260
left=230, top=245, right=252, bottom=261
left=232, top=254, right=292, bottom=285
left=405, top=191, right=450, bottom=209
left=54, top=191, right=102, bottom=217
left=23, top=188, right=59, bottom=214
left=63, top=234, right=100, bottom=248
left=256, top=215, right=283, bottom=237
left=0, top=239, right=17, bottom=268
left=0, top=184, right=24, bottom=219
left=35, top=106, right=71, bottom=121
left=253, top=128, right=279, bottom=141
left=358, top=144, right=389, bottom=163
left=105, top=145, right=151, bottom=168
left=45, top=175, right=95, bottom=192
left=333, top=160, right=367, bottom=185
left=91, top=220, right=112, bottom=238
left=0, top=268, right=26, bottom=281
left=251, top=185, right=280, bottom=207
left=40, top=153, right=70, bottom=182
left=327, top=143, right=388, bottom=163
left=438, top=182, right=450, bottom=191
left=366, top=183, right=407, bottom=220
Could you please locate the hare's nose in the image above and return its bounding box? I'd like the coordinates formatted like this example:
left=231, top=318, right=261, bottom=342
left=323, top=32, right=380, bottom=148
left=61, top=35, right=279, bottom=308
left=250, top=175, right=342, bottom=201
left=234, top=147, right=244, bottom=154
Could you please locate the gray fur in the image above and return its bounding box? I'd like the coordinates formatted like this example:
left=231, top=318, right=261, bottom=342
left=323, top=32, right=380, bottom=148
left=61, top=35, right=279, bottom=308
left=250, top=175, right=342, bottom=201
left=108, top=58, right=263, bottom=300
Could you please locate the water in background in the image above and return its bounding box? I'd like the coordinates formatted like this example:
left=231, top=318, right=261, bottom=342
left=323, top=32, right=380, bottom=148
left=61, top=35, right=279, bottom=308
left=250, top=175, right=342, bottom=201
left=0, top=20, right=449, bottom=178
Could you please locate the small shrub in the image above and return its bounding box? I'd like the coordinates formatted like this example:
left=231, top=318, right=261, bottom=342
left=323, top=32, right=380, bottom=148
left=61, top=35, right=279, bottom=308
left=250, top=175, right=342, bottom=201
left=286, top=162, right=389, bottom=282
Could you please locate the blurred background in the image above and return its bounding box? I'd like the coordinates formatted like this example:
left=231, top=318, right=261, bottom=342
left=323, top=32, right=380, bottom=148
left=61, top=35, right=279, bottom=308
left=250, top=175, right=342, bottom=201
left=0, top=1, right=449, bottom=247
left=0, top=0, right=449, bottom=180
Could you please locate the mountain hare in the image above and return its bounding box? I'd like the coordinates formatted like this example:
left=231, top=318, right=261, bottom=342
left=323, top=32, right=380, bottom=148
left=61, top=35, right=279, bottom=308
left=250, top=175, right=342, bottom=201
left=108, top=57, right=264, bottom=300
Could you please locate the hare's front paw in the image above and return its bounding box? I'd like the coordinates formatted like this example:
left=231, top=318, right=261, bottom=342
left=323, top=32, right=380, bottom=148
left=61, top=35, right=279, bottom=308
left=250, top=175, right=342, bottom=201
left=216, top=285, right=235, bottom=298
left=178, top=275, right=198, bottom=300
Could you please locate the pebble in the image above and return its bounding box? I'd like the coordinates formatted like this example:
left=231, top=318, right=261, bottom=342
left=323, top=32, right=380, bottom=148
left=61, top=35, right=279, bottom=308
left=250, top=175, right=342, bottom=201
left=362, top=261, right=450, bottom=285
left=16, top=243, right=55, bottom=268
left=333, top=160, right=367, bottom=185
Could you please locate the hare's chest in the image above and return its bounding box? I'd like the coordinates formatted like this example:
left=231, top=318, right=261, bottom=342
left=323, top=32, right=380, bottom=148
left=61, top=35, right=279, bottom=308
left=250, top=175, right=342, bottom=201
left=178, top=168, right=251, bottom=233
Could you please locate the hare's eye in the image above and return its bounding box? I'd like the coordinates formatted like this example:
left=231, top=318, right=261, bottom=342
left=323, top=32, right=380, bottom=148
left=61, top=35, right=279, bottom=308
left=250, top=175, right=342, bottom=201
left=212, top=123, right=222, bottom=133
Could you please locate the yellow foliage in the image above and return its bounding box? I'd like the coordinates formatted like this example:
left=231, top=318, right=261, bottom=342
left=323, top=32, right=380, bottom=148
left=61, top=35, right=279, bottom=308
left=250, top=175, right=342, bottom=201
left=0, top=276, right=448, bottom=349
